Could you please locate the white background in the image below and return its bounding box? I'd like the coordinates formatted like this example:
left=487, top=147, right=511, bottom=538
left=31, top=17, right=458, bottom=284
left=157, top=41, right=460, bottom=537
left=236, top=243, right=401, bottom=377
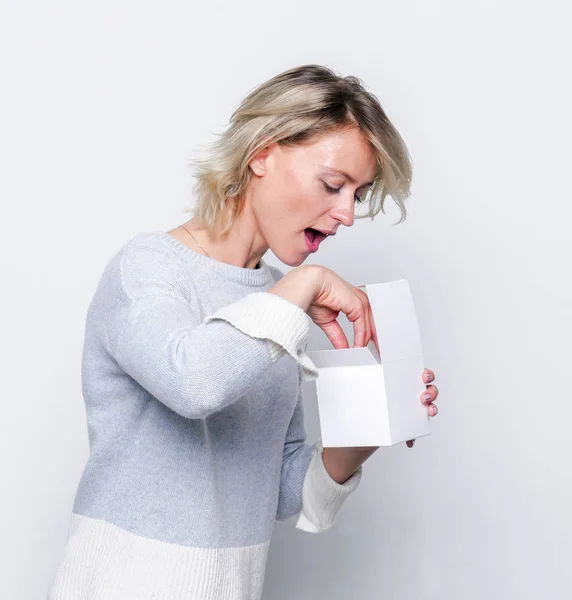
left=1, top=1, right=571, bottom=598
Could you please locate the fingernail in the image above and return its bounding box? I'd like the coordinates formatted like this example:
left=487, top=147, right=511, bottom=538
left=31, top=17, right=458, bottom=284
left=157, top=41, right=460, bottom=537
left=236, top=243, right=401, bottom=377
left=426, top=374, right=433, bottom=382
left=423, top=393, right=432, bottom=402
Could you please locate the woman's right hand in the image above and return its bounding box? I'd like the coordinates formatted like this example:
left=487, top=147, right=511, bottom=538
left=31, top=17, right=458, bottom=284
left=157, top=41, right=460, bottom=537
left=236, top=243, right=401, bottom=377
left=268, top=265, right=378, bottom=351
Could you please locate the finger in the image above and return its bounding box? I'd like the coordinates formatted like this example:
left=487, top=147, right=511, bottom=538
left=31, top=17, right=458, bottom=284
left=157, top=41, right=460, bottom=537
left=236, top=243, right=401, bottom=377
left=368, top=301, right=379, bottom=354
left=354, top=288, right=373, bottom=349
left=428, top=404, right=438, bottom=417
left=423, top=369, right=435, bottom=384
left=358, top=287, right=380, bottom=355
left=351, top=313, right=368, bottom=348
left=346, top=295, right=367, bottom=348
left=358, top=295, right=372, bottom=348
left=421, top=385, right=438, bottom=404
left=360, top=291, right=373, bottom=348
left=320, top=320, right=350, bottom=350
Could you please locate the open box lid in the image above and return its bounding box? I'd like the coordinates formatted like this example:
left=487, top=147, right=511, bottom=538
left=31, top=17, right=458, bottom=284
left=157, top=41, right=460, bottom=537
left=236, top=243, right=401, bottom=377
left=308, top=279, right=423, bottom=368
left=365, top=279, right=423, bottom=363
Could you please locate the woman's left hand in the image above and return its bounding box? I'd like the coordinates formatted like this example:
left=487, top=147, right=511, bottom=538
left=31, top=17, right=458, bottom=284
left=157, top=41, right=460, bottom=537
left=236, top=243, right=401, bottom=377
left=406, top=368, right=439, bottom=448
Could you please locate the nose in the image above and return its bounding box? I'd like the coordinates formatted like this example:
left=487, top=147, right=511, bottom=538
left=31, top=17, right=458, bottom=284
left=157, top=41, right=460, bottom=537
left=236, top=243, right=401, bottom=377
left=329, top=193, right=355, bottom=228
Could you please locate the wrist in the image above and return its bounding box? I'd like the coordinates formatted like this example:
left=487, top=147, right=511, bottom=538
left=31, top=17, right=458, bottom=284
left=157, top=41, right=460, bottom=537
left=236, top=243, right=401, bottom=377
left=268, top=265, right=322, bottom=312
left=322, top=446, right=378, bottom=484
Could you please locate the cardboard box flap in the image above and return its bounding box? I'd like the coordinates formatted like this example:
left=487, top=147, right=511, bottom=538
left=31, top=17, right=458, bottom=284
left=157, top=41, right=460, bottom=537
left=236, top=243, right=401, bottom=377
left=309, top=345, right=379, bottom=368
left=365, top=280, right=423, bottom=362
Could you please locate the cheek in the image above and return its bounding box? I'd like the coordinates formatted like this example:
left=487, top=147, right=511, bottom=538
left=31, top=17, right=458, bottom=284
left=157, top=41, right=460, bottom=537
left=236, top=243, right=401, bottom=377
left=280, top=171, right=306, bottom=208
left=256, top=170, right=321, bottom=239
left=269, top=177, right=309, bottom=223
left=284, top=174, right=324, bottom=219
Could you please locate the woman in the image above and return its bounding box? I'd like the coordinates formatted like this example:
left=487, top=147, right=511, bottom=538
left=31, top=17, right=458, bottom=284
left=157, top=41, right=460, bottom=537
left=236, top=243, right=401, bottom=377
left=48, top=64, right=439, bottom=600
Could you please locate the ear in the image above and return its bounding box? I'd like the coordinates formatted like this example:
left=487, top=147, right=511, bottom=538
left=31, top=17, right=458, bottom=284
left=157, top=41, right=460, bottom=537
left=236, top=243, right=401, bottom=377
left=248, top=146, right=271, bottom=176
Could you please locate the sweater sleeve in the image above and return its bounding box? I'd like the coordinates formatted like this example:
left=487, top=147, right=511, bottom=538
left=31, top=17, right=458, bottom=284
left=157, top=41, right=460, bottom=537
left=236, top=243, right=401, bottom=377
left=99, top=243, right=317, bottom=419
left=276, top=373, right=362, bottom=532
left=294, top=440, right=362, bottom=533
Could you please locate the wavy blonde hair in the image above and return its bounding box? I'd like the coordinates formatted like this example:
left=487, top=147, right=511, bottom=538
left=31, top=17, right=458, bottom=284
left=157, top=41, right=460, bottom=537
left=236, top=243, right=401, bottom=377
left=187, top=64, right=413, bottom=234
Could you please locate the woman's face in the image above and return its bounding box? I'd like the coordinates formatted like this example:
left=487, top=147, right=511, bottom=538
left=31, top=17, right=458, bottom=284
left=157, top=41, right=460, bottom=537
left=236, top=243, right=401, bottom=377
left=248, top=126, right=378, bottom=266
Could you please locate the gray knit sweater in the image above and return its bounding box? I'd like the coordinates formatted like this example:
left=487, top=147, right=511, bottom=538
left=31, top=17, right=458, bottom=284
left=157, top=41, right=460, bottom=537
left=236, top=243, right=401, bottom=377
left=48, top=231, right=362, bottom=600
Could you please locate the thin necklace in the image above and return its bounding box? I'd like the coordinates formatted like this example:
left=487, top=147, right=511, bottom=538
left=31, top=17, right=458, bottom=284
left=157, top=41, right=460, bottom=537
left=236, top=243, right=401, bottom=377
left=178, top=224, right=210, bottom=258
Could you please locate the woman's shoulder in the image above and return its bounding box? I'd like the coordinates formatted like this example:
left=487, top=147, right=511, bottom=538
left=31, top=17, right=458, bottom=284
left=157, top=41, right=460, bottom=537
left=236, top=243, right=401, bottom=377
left=95, top=231, right=193, bottom=304
left=123, top=230, right=185, bottom=259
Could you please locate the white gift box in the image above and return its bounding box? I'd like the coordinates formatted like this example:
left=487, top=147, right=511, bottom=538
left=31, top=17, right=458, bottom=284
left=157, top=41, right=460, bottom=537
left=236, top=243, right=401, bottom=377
left=307, top=279, right=431, bottom=447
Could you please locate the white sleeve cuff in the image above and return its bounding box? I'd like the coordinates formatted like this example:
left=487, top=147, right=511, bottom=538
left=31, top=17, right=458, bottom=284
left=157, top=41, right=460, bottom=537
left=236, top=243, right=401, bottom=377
left=295, top=441, right=362, bottom=533
left=205, top=292, right=318, bottom=380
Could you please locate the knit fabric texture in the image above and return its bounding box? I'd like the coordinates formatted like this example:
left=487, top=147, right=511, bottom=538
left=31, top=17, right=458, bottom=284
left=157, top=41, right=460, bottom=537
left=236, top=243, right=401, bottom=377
left=48, top=231, right=362, bottom=600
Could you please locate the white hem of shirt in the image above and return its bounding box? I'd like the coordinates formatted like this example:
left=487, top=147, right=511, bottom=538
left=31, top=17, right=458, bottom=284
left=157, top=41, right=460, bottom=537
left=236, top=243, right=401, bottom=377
left=48, top=513, right=270, bottom=600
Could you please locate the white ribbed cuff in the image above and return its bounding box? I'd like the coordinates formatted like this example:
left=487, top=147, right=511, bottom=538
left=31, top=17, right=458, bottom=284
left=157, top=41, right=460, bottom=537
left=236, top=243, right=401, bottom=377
left=295, top=441, right=362, bottom=534
left=205, top=292, right=318, bottom=380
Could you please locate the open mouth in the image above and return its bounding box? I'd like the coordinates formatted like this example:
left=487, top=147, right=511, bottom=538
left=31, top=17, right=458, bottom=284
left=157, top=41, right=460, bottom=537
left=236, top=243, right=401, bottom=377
left=304, top=228, right=327, bottom=253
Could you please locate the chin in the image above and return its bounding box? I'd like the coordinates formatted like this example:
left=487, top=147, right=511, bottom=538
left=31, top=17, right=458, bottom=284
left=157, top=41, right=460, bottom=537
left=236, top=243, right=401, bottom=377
left=271, top=247, right=308, bottom=268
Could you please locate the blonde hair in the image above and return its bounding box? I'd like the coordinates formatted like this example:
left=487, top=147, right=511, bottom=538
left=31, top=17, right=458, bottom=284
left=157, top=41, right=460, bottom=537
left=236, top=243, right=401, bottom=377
left=187, top=64, right=413, bottom=234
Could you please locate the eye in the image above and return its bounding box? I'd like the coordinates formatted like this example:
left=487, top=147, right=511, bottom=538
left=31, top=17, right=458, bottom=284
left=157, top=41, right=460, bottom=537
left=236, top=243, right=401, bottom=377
left=323, top=182, right=365, bottom=204
left=323, top=182, right=341, bottom=194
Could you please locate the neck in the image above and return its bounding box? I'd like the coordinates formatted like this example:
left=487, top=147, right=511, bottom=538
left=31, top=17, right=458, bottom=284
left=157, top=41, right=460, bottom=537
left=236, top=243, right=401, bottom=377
left=173, top=204, right=268, bottom=270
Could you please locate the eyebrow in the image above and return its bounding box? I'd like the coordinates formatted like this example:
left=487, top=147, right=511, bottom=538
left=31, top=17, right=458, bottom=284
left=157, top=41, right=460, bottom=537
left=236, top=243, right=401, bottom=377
left=319, top=164, right=375, bottom=188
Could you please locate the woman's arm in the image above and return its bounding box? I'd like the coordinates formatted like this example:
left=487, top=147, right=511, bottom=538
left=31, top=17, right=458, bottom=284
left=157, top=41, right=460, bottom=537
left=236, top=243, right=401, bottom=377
left=98, top=242, right=316, bottom=419
left=321, top=446, right=377, bottom=483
